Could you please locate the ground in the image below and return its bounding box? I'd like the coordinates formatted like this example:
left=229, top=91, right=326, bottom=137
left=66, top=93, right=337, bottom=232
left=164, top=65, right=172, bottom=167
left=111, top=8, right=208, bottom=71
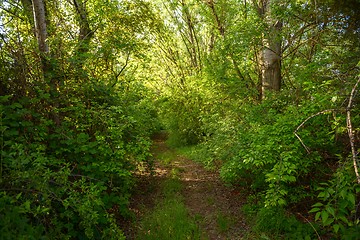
left=123, top=132, right=249, bottom=239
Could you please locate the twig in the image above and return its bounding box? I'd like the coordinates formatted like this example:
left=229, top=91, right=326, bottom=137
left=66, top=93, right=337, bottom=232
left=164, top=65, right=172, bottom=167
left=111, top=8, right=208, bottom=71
left=294, top=109, right=336, bottom=154
left=111, top=51, right=131, bottom=88
left=294, top=132, right=311, bottom=154
left=297, top=213, right=322, bottom=240
left=346, top=77, right=360, bottom=184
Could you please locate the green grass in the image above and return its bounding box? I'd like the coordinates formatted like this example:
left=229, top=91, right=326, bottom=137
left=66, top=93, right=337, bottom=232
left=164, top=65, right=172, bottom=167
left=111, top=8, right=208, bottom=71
left=176, top=145, right=216, bottom=169
left=136, top=172, right=207, bottom=240
left=156, top=151, right=178, bottom=166
left=216, top=212, right=234, bottom=233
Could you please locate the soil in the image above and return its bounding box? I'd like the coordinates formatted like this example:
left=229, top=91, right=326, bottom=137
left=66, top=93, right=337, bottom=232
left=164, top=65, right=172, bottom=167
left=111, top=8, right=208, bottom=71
left=123, top=132, right=249, bottom=239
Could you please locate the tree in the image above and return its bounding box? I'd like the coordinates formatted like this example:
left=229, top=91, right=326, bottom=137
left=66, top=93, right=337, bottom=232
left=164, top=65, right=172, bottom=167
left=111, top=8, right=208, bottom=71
left=71, top=0, right=94, bottom=79
left=205, top=0, right=247, bottom=84
left=32, top=0, right=48, bottom=55
left=255, top=0, right=282, bottom=99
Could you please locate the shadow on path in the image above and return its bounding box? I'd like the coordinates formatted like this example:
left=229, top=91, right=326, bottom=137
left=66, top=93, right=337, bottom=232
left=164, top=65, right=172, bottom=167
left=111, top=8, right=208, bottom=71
left=124, top=132, right=249, bottom=239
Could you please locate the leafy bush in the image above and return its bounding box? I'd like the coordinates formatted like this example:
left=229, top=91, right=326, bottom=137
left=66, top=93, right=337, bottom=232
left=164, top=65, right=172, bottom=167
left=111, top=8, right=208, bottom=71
left=310, top=162, right=360, bottom=237
left=0, top=81, right=158, bottom=239
left=254, top=206, right=318, bottom=239
left=217, top=96, right=334, bottom=206
left=157, top=80, right=207, bottom=147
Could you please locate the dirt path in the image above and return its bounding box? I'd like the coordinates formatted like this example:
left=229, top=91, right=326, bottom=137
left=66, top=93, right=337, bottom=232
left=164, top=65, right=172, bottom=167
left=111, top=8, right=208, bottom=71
left=124, top=133, right=249, bottom=239
left=175, top=156, right=249, bottom=239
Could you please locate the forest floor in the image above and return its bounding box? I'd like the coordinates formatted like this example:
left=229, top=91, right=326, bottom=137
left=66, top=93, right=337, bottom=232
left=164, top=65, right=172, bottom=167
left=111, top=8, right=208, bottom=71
left=123, top=132, right=250, bottom=239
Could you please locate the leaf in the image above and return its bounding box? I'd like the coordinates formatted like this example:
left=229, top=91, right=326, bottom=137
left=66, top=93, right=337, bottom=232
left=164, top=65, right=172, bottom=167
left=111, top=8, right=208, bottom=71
left=324, top=217, right=334, bottom=226
left=315, top=212, right=321, bottom=221
left=41, top=207, right=50, bottom=213
left=340, top=190, right=347, bottom=199
left=278, top=198, right=286, bottom=205
left=325, top=205, right=335, bottom=216
left=24, top=200, right=31, bottom=211
left=339, top=216, right=350, bottom=224
left=318, top=191, right=327, bottom=198
left=312, top=202, right=323, bottom=207
left=321, top=210, right=329, bottom=225
left=347, top=193, right=355, bottom=206
left=309, top=207, right=320, bottom=213
left=10, top=102, right=23, bottom=109
left=16, top=192, right=22, bottom=200
left=288, top=176, right=296, bottom=182
left=333, top=224, right=340, bottom=233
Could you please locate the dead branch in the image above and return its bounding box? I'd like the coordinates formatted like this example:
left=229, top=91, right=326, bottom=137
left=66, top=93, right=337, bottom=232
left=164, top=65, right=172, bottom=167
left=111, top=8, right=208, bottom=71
left=346, top=77, right=360, bottom=184
left=294, top=109, right=336, bottom=154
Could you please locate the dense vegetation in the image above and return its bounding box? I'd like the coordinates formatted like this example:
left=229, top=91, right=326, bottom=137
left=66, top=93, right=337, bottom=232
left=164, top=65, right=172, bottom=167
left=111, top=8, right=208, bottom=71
left=1, top=0, right=360, bottom=239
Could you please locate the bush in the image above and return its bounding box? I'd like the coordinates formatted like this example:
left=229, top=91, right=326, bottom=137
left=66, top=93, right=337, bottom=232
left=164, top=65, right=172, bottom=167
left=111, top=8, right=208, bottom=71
left=0, top=82, right=158, bottom=239
left=254, top=206, right=317, bottom=239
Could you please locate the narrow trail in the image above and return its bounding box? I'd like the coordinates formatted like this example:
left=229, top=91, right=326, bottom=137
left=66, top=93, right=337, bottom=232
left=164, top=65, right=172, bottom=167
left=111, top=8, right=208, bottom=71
left=175, top=156, right=249, bottom=239
left=124, top=133, right=249, bottom=239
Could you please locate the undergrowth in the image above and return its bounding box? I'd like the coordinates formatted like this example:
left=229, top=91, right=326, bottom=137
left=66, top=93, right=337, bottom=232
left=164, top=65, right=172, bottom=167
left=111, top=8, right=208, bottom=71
left=136, top=167, right=205, bottom=240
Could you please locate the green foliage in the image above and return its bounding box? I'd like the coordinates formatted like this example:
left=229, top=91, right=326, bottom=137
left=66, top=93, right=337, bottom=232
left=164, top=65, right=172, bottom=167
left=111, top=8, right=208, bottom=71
left=309, top=163, right=360, bottom=237
left=252, top=206, right=318, bottom=239
left=217, top=96, right=334, bottom=206
left=0, top=0, right=162, bottom=237
left=1, top=0, right=360, bottom=238
left=158, top=79, right=208, bottom=147
left=0, top=83, right=156, bottom=238
left=136, top=177, right=205, bottom=240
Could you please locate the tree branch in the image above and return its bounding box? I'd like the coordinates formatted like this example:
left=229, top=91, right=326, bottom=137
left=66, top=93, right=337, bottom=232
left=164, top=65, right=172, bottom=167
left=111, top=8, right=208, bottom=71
left=346, top=77, right=360, bottom=184
left=111, top=52, right=131, bottom=88
left=294, top=109, right=337, bottom=154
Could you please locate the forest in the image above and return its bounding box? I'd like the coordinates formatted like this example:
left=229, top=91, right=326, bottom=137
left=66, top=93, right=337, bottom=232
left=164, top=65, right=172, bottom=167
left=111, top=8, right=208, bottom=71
left=0, top=0, right=360, bottom=239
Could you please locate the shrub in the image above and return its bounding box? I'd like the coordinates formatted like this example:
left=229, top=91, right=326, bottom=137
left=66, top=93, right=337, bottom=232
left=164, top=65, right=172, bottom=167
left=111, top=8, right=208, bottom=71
left=0, top=82, right=158, bottom=239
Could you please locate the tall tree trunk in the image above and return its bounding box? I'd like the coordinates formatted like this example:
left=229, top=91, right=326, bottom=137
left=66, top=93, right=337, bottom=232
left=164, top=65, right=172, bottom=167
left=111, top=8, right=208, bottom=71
left=32, top=0, right=49, bottom=55
left=257, top=0, right=282, bottom=99
left=31, top=0, right=61, bottom=125
left=261, top=21, right=282, bottom=96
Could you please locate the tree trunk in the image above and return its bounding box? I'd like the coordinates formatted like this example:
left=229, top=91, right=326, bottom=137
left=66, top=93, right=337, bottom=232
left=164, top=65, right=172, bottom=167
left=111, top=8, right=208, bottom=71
left=31, top=0, right=61, bottom=125
left=32, top=0, right=49, bottom=55
left=257, top=0, right=282, bottom=99
left=261, top=21, right=282, bottom=96
left=72, top=0, right=94, bottom=79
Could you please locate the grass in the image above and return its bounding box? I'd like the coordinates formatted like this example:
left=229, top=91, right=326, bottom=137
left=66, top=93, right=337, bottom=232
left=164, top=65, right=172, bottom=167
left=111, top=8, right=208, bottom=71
left=156, top=151, right=177, bottom=166
left=176, top=145, right=217, bottom=170
left=136, top=166, right=207, bottom=240
left=216, top=212, right=234, bottom=233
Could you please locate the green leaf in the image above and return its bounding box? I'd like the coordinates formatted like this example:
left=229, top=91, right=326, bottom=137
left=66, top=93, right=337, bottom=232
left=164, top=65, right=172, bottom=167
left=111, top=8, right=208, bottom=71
left=41, top=207, right=50, bottom=213
left=24, top=200, right=31, bottom=211
left=339, top=216, right=350, bottom=224
left=312, top=202, right=323, bottom=207
left=333, top=224, right=340, bottom=233
left=340, top=190, right=347, bottom=199
left=315, top=212, right=321, bottom=221
left=324, top=217, right=334, bottom=226
left=347, top=193, right=355, bottom=206
left=318, top=191, right=327, bottom=198
left=321, top=210, right=329, bottom=225
left=325, top=205, right=335, bottom=216
left=309, top=207, right=320, bottom=213
left=10, top=102, right=23, bottom=109
left=16, top=192, right=22, bottom=200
